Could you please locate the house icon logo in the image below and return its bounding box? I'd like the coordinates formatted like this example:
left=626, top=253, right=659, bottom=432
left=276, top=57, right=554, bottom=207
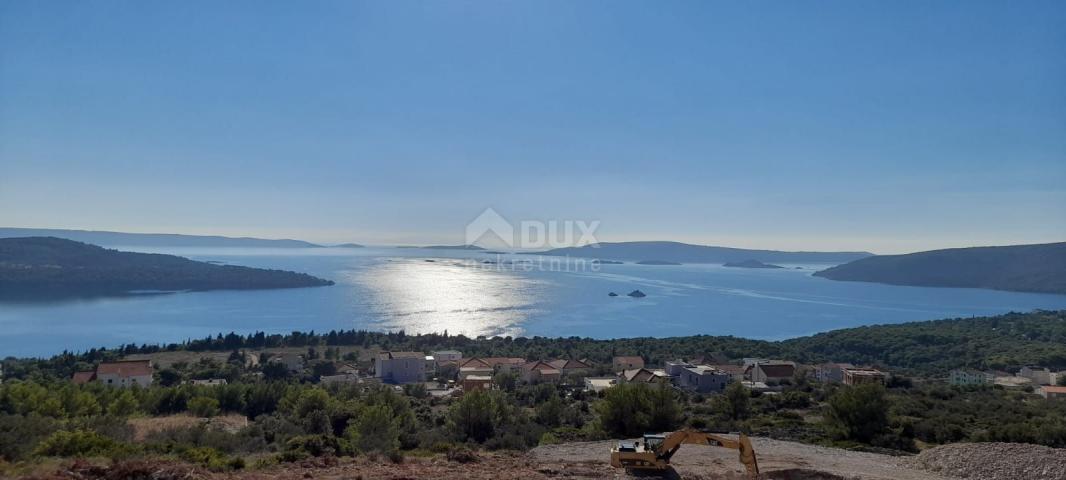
left=465, top=208, right=515, bottom=248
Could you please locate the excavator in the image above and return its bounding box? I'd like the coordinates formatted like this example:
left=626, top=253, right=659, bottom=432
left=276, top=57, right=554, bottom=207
left=610, top=430, right=759, bottom=479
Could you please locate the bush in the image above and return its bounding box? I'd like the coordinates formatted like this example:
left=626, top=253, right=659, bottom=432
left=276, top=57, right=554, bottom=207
left=346, top=404, right=400, bottom=454
left=0, top=414, right=59, bottom=461
left=595, top=383, right=680, bottom=438
left=188, top=396, right=220, bottom=418
left=33, top=429, right=131, bottom=457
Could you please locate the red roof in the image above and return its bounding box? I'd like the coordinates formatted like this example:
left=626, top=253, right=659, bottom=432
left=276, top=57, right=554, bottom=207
left=71, top=371, right=96, bottom=384
left=548, top=359, right=591, bottom=370
left=1043, top=386, right=1066, bottom=393
left=95, top=360, right=153, bottom=378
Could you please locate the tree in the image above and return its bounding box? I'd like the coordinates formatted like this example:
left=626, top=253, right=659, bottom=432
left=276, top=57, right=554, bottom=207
left=449, top=390, right=497, bottom=442
left=346, top=404, right=400, bottom=453
left=535, top=394, right=564, bottom=427
left=826, top=384, right=889, bottom=442
left=595, top=383, right=653, bottom=437
left=724, top=381, right=750, bottom=420
left=648, top=381, right=680, bottom=432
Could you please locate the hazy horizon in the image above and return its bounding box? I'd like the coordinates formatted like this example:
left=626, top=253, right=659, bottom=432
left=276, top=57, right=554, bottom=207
left=2, top=2, right=1064, bottom=254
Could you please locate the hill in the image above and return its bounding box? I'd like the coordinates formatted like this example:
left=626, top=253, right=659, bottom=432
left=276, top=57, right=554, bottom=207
left=814, top=242, right=1066, bottom=295
left=0, top=237, right=334, bottom=299
left=723, top=259, right=784, bottom=269
left=539, top=241, right=871, bottom=264
left=0, top=228, right=322, bottom=248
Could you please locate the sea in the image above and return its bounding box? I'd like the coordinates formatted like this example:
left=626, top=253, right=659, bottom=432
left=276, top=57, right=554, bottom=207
left=3, top=246, right=1066, bottom=358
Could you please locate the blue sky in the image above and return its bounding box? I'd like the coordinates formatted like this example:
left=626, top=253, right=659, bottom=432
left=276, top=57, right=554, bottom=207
left=1, top=1, right=1063, bottom=253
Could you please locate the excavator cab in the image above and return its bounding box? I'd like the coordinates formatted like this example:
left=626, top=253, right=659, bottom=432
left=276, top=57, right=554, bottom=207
left=642, top=434, right=666, bottom=452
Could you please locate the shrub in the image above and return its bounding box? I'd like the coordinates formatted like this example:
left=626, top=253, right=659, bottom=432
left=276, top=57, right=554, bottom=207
left=346, top=404, right=400, bottom=454
left=826, top=384, right=889, bottom=443
left=33, top=429, right=131, bottom=458
left=188, top=396, right=220, bottom=418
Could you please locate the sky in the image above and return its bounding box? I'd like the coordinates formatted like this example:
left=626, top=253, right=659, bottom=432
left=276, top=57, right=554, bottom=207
left=1, top=1, right=1064, bottom=254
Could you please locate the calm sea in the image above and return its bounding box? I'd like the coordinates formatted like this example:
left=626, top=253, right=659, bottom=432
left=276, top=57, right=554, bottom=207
left=3, top=246, right=1066, bottom=357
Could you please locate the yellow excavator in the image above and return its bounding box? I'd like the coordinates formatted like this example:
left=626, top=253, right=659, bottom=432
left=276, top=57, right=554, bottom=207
left=610, top=430, right=759, bottom=479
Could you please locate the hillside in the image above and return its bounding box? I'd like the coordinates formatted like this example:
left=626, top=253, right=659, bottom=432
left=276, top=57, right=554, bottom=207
left=540, top=241, right=872, bottom=264
left=0, top=227, right=322, bottom=248
left=814, top=242, right=1066, bottom=295
left=0, top=237, right=334, bottom=299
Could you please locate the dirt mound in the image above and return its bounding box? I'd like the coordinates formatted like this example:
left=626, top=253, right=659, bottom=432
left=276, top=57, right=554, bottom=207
left=906, top=442, right=1066, bottom=480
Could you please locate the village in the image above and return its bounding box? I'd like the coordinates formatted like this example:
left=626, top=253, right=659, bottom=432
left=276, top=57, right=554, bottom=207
left=62, top=348, right=1066, bottom=401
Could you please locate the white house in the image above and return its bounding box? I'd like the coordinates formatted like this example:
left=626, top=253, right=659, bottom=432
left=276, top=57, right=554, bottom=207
left=88, top=360, right=154, bottom=388
left=948, top=369, right=994, bottom=386
left=433, top=350, right=463, bottom=363
left=375, top=351, right=426, bottom=384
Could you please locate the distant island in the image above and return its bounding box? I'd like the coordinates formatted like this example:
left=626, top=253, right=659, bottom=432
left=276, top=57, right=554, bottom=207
left=814, top=242, right=1066, bottom=295
left=0, top=237, right=334, bottom=300
left=0, top=227, right=322, bottom=248
left=591, top=259, right=624, bottom=265
left=420, top=244, right=486, bottom=250
left=636, top=260, right=682, bottom=265
left=540, top=241, right=872, bottom=264
left=723, top=259, right=785, bottom=269
left=330, top=243, right=365, bottom=248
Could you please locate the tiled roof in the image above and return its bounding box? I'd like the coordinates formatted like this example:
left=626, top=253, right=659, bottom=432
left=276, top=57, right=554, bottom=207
left=96, top=360, right=153, bottom=377
left=614, top=356, right=643, bottom=364
left=71, top=371, right=96, bottom=384
left=548, top=359, right=591, bottom=370
left=757, top=364, right=795, bottom=378
left=1042, top=386, right=1066, bottom=393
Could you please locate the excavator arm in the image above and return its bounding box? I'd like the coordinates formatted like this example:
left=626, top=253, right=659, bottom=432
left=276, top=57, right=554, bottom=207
left=658, top=430, right=760, bottom=479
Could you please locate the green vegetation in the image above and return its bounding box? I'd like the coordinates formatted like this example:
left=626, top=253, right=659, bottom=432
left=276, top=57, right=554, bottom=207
left=1, top=310, right=1065, bottom=473
left=814, top=242, right=1066, bottom=294
left=0, top=237, right=333, bottom=300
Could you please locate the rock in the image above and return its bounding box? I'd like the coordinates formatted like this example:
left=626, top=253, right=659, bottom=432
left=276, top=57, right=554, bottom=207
left=627, top=290, right=646, bottom=298
left=608, top=292, right=618, bottom=297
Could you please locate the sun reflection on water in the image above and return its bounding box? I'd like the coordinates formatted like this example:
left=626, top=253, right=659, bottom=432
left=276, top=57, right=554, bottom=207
left=353, top=258, right=543, bottom=337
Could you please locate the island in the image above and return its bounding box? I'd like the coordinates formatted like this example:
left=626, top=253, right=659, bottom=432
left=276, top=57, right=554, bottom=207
left=330, top=243, right=365, bottom=248
left=0, top=237, right=334, bottom=300
left=591, top=259, right=624, bottom=265
left=814, top=242, right=1066, bottom=295
left=414, top=244, right=486, bottom=251
left=636, top=260, right=682, bottom=265
left=627, top=289, right=647, bottom=297
left=539, top=240, right=872, bottom=264
left=0, top=227, right=323, bottom=248
left=723, top=259, right=785, bottom=269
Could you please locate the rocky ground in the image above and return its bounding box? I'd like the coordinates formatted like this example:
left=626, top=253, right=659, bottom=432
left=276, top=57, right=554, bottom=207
left=22, top=438, right=1066, bottom=480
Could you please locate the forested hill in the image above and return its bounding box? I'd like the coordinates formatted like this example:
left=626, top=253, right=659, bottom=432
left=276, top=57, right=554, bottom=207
left=0, top=237, right=333, bottom=299
left=22, top=310, right=1065, bottom=377
left=814, top=242, right=1066, bottom=294
left=0, top=227, right=321, bottom=248
left=539, top=241, right=872, bottom=264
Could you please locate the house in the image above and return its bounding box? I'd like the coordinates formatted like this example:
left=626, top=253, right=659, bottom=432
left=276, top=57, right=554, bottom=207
left=709, top=364, right=747, bottom=382
left=677, top=365, right=733, bottom=393
left=71, top=371, right=96, bottom=384
left=620, top=368, right=670, bottom=384
left=1038, top=386, right=1066, bottom=400
left=747, top=361, right=796, bottom=384
left=814, top=363, right=855, bottom=383
left=457, top=357, right=525, bottom=379
left=948, top=369, right=994, bottom=386
left=842, top=367, right=886, bottom=386
left=585, top=377, right=617, bottom=393
left=664, top=360, right=695, bottom=377
left=433, top=350, right=463, bottom=363
left=189, top=378, right=227, bottom=386
left=72, top=360, right=154, bottom=388
left=1019, top=366, right=1053, bottom=385
left=548, top=359, right=592, bottom=378
left=521, top=361, right=561, bottom=383
left=271, top=353, right=305, bottom=373
left=375, top=351, right=426, bottom=384
left=461, top=375, right=493, bottom=392
left=613, top=356, right=644, bottom=372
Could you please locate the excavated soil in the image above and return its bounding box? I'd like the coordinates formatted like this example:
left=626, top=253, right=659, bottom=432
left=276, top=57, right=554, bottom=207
left=31, top=438, right=1065, bottom=480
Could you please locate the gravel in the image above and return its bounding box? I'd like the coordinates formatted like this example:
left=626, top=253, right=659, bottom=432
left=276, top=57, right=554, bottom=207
left=906, top=442, right=1066, bottom=480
